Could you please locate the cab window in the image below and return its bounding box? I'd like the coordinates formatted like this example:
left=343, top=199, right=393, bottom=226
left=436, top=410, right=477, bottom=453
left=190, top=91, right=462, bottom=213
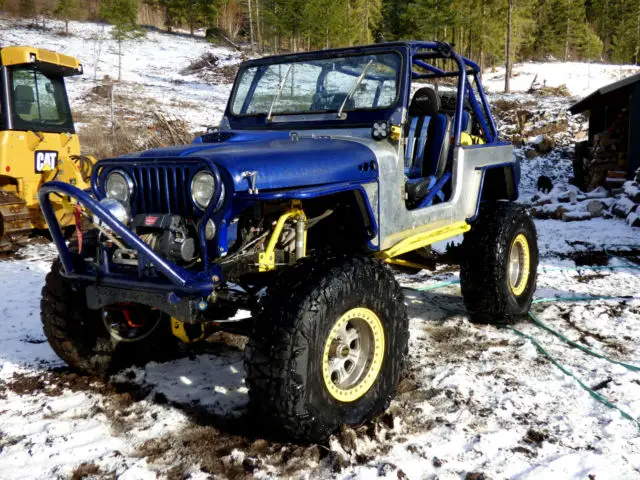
left=9, top=68, right=74, bottom=133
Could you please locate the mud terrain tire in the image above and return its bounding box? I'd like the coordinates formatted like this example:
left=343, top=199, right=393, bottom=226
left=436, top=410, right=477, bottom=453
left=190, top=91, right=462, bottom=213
left=460, top=202, right=538, bottom=325
left=244, top=255, right=409, bottom=442
left=41, top=238, right=180, bottom=376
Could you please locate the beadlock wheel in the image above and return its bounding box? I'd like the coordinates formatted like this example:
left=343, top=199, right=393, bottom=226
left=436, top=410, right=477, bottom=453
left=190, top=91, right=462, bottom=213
left=244, top=255, right=409, bottom=442
left=322, top=307, right=385, bottom=402
left=508, top=233, right=531, bottom=296
left=460, top=202, right=538, bottom=325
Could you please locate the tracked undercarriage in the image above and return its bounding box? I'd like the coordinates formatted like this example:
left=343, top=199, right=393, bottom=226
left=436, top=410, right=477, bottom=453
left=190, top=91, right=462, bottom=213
left=0, top=191, right=31, bottom=252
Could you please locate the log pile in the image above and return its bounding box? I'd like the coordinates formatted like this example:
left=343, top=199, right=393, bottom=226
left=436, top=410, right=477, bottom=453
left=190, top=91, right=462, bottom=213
left=576, top=109, right=629, bottom=191
left=615, top=168, right=640, bottom=227
left=528, top=168, right=640, bottom=228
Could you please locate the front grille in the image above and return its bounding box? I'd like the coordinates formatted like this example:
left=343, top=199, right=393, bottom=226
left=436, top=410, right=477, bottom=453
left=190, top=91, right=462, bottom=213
left=130, top=165, right=194, bottom=216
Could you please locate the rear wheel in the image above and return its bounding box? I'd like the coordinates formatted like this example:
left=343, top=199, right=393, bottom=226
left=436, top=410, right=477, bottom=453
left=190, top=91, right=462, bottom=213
left=460, top=202, right=538, bottom=325
left=244, top=255, right=409, bottom=442
left=41, top=240, right=181, bottom=376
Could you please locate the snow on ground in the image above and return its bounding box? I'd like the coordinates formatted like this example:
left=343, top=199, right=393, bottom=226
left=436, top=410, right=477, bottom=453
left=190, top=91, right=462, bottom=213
left=1, top=18, right=640, bottom=479
left=0, top=17, right=241, bottom=132
left=483, top=61, right=640, bottom=98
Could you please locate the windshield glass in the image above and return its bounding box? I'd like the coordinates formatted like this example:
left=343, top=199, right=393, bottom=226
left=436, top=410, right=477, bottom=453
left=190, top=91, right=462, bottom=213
left=231, top=52, right=401, bottom=117
left=10, top=68, right=74, bottom=132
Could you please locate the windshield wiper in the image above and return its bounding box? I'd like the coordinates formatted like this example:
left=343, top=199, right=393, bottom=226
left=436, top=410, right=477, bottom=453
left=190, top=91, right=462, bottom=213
left=337, top=59, right=374, bottom=119
left=266, top=64, right=293, bottom=122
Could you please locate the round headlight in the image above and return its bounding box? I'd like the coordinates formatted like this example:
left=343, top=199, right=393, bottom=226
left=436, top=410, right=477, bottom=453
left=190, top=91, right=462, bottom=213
left=95, top=198, right=131, bottom=226
left=105, top=170, right=134, bottom=203
left=191, top=171, right=215, bottom=210
left=204, top=219, right=216, bottom=240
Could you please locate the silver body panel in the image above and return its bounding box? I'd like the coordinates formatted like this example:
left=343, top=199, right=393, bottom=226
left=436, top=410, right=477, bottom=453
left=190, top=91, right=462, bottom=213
left=295, top=127, right=515, bottom=252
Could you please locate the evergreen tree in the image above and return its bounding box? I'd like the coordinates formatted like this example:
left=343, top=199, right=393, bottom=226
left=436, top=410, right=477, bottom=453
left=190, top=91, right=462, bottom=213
left=55, top=0, right=77, bottom=34
left=100, top=0, right=146, bottom=81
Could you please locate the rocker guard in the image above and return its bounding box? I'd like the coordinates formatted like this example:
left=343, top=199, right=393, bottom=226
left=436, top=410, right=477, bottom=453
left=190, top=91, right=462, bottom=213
left=39, top=182, right=219, bottom=319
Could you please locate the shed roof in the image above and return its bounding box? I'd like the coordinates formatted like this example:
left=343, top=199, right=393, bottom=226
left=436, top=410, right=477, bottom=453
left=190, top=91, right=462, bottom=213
left=569, top=71, right=640, bottom=114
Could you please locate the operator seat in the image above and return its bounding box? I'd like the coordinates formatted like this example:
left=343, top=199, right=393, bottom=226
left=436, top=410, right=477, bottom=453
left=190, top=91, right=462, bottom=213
left=14, top=85, right=36, bottom=118
left=405, top=87, right=452, bottom=208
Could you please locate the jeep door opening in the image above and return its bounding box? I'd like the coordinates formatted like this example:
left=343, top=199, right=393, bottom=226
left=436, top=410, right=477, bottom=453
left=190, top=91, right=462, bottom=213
left=39, top=41, right=538, bottom=442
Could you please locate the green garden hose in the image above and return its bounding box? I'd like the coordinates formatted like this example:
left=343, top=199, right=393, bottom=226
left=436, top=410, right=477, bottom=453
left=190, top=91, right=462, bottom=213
left=407, top=246, right=640, bottom=429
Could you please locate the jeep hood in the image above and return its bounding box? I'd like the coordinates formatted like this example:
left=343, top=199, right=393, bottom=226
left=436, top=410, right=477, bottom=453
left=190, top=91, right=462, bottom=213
left=125, top=131, right=378, bottom=192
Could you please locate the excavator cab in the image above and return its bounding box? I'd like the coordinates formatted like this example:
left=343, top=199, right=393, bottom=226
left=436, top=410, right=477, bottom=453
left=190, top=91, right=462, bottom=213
left=0, top=46, right=93, bottom=251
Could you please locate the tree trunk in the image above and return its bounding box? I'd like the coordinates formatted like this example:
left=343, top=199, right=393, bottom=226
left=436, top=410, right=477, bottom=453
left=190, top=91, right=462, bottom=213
left=65, top=18, right=69, bottom=35
left=505, top=0, right=513, bottom=93
left=248, top=0, right=255, bottom=53
left=565, top=0, right=571, bottom=62
left=256, top=0, right=263, bottom=52
left=118, top=39, right=122, bottom=82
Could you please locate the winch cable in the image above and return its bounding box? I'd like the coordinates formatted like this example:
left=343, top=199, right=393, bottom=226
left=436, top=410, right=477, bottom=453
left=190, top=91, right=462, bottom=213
left=404, top=246, right=640, bottom=428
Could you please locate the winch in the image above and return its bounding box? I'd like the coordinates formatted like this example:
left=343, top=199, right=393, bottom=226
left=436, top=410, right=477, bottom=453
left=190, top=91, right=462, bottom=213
left=132, top=214, right=196, bottom=264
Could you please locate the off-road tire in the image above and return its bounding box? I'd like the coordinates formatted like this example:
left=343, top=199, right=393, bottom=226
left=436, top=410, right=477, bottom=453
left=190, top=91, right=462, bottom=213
left=244, top=255, right=409, bottom=442
left=460, top=202, right=538, bottom=325
left=41, top=237, right=180, bottom=376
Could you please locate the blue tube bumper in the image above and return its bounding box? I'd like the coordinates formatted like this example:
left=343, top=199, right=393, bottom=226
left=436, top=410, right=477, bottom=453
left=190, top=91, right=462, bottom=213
left=39, top=181, right=219, bottom=296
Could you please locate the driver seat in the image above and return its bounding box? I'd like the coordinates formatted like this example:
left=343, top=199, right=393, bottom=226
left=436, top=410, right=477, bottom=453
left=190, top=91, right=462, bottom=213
left=405, top=87, right=452, bottom=208
left=14, top=85, right=35, bottom=117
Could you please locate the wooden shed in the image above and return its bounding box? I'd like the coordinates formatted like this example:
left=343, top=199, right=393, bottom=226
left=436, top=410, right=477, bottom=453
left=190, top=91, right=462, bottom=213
left=569, top=73, right=640, bottom=191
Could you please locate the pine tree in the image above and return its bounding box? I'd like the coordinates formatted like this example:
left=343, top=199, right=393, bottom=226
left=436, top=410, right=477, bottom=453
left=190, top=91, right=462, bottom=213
left=100, top=0, right=145, bottom=81
left=55, top=0, right=77, bottom=35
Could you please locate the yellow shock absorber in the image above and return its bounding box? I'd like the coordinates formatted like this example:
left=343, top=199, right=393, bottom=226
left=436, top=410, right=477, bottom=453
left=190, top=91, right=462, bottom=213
left=258, top=201, right=307, bottom=272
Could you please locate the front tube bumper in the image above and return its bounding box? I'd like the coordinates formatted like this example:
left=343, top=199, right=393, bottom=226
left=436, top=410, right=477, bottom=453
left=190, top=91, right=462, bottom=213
left=39, top=181, right=215, bottom=294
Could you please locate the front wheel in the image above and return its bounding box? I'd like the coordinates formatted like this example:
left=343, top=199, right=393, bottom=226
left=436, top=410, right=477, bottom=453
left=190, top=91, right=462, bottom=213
left=460, top=202, right=538, bottom=325
left=41, top=259, right=181, bottom=376
left=244, top=255, right=409, bottom=442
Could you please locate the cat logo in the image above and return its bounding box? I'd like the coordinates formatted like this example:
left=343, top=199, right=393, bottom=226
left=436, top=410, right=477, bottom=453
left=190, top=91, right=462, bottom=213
left=34, top=151, right=59, bottom=173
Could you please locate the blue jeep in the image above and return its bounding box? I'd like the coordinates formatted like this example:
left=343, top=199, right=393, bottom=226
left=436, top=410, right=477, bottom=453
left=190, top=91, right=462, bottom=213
left=40, top=41, right=538, bottom=441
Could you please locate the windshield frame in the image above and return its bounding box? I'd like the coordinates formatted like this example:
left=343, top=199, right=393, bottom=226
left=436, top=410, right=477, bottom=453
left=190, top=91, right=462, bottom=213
left=225, top=45, right=408, bottom=130
left=6, top=66, right=75, bottom=134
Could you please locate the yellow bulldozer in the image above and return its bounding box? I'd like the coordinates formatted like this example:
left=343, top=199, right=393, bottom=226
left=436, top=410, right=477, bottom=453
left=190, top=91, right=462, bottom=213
left=0, top=46, right=94, bottom=252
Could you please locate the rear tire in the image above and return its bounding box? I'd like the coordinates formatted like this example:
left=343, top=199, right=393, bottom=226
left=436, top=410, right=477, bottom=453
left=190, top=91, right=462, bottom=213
left=41, top=240, right=181, bottom=376
left=460, top=202, right=538, bottom=325
left=244, top=255, right=409, bottom=442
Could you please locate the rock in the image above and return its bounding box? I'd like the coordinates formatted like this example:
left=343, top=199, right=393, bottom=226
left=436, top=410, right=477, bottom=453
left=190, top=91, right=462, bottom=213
left=465, top=473, right=487, bottom=480
left=242, top=456, right=261, bottom=473
left=525, top=149, right=538, bottom=159
left=568, top=191, right=577, bottom=204
left=612, top=197, right=639, bottom=218
left=627, top=211, right=640, bottom=227
left=533, top=135, right=554, bottom=154
left=623, top=181, right=640, bottom=203
left=587, top=200, right=605, bottom=217
left=339, top=426, right=358, bottom=453
left=378, top=462, right=397, bottom=476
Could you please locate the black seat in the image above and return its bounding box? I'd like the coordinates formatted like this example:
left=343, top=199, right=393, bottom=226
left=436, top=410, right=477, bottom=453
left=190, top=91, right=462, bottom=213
left=14, top=85, right=35, bottom=117
left=405, top=87, right=452, bottom=208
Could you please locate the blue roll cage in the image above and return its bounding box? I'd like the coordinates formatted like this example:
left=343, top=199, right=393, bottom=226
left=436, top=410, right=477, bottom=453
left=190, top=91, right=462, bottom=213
left=226, top=41, right=499, bottom=145
left=39, top=41, right=500, bottom=298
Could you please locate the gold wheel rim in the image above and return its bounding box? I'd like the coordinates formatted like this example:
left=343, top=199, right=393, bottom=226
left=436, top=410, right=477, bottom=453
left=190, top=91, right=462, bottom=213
left=322, top=307, right=385, bottom=403
left=509, top=233, right=531, bottom=296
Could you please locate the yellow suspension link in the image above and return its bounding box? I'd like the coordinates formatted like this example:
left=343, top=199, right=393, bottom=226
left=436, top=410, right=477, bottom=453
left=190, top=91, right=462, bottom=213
left=258, top=201, right=307, bottom=272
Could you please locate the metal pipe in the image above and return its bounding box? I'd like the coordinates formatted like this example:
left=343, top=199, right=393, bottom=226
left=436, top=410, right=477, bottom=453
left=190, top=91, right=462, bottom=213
left=39, top=181, right=196, bottom=287
left=295, top=217, right=305, bottom=260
